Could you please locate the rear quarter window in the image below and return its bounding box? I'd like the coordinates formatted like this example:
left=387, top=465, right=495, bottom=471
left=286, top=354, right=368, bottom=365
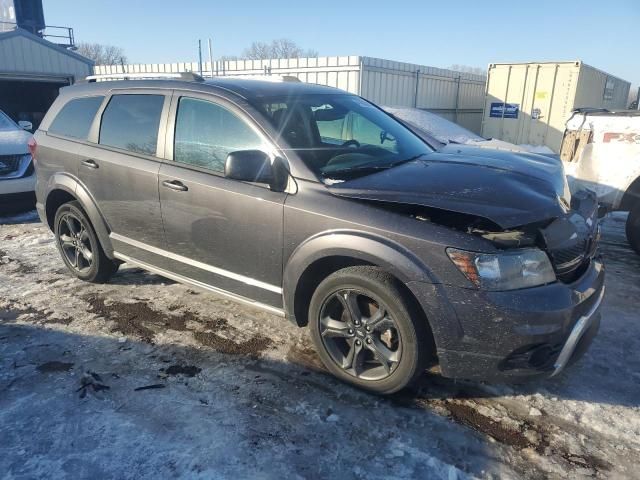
left=99, top=94, right=165, bottom=156
left=48, top=96, right=105, bottom=139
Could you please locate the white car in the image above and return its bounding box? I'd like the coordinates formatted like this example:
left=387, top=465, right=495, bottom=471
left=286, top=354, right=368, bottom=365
left=0, top=109, right=35, bottom=213
left=561, top=110, right=640, bottom=254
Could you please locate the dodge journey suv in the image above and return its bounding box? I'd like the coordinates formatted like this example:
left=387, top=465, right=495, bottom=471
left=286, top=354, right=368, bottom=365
left=33, top=73, right=605, bottom=394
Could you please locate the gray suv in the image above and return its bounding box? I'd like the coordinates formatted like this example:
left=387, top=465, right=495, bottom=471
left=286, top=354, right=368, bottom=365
left=33, top=74, right=605, bottom=394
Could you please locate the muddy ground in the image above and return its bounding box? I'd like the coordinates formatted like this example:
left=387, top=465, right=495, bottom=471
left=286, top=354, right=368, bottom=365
left=0, top=211, right=638, bottom=479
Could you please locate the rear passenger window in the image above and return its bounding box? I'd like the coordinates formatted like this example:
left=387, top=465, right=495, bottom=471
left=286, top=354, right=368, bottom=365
left=174, top=97, right=265, bottom=172
left=99, top=94, right=164, bottom=156
left=48, top=96, right=104, bottom=140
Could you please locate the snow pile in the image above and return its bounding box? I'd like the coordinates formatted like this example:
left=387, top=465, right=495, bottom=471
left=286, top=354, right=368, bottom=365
left=384, top=106, right=484, bottom=144
left=384, top=106, right=558, bottom=156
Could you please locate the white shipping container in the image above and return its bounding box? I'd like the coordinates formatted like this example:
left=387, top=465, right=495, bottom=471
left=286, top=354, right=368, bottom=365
left=95, top=56, right=487, bottom=133
left=481, top=61, right=630, bottom=153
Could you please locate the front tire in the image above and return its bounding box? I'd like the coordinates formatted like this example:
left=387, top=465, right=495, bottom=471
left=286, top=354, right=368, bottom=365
left=626, top=203, right=640, bottom=255
left=54, top=201, right=119, bottom=283
left=308, top=266, right=431, bottom=394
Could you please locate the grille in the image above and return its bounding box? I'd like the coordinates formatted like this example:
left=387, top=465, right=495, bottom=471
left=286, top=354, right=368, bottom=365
left=551, top=229, right=599, bottom=284
left=553, top=241, right=588, bottom=267
left=0, top=154, right=23, bottom=176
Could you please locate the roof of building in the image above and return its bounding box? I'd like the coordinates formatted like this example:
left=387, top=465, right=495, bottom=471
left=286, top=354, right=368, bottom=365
left=0, top=28, right=94, bottom=67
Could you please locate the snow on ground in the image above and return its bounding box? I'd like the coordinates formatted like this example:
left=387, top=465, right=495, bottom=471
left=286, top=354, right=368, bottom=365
left=1, top=211, right=639, bottom=479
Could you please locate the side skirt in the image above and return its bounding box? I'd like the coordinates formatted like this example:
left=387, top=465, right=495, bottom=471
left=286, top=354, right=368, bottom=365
left=113, top=251, right=286, bottom=317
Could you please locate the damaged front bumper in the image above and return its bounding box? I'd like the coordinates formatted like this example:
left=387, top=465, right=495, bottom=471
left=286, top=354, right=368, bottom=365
left=408, top=255, right=605, bottom=382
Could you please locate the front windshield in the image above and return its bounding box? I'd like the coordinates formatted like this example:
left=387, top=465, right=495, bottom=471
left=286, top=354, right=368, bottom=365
left=0, top=110, right=18, bottom=132
left=254, top=94, right=434, bottom=179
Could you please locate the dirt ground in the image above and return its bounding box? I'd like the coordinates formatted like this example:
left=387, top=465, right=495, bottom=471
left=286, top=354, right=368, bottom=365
left=1, top=210, right=638, bottom=479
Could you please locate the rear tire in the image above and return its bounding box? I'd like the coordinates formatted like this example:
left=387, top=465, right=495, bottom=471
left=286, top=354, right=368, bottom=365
left=626, top=203, right=640, bottom=255
left=54, top=201, right=119, bottom=283
left=308, top=266, right=431, bottom=394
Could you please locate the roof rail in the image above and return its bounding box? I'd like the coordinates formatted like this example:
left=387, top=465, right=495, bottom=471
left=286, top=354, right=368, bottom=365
left=84, top=72, right=205, bottom=83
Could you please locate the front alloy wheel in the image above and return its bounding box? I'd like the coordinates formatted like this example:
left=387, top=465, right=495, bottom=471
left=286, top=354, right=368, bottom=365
left=319, top=289, right=401, bottom=381
left=308, top=266, right=431, bottom=394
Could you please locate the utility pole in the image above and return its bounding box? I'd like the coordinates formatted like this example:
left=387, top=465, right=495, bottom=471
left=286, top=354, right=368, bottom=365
left=198, top=40, right=203, bottom=76
left=208, top=38, right=214, bottom=78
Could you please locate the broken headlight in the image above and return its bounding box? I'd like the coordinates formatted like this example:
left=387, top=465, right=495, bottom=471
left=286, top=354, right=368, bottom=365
left=447, top=248, right=556, bottom=291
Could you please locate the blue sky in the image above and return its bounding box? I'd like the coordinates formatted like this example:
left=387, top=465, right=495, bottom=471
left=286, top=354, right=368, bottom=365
left=45, top=0, right=639, bottom=84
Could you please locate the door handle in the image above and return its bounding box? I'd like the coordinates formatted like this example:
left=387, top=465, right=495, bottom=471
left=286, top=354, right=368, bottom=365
left=162, top=180, right=188, bottom=192
left=81, top=159, right=99, bottom=169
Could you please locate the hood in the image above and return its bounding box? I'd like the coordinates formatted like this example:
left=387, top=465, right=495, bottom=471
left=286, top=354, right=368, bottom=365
left=0, top=129, right=31, bottom=155
left=327, top=145, right=569, bottom=229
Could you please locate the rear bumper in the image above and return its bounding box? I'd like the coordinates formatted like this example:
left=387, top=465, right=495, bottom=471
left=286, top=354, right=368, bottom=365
left=408, top=256, right=605, bottom=382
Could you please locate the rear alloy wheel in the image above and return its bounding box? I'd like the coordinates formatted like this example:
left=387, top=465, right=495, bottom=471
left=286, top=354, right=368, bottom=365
left=309, top=266, right=431, bottom=394
left=54, top=201, right=119, bottom=283
left=58, top=212, right=94, bottom=273
left=626, top=203, right=640, bottom=255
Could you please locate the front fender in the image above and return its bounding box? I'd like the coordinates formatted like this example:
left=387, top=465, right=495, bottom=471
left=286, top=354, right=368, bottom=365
left=282, top=229, right=438, bottom=320
left=44, top=173, right=114, bottom=257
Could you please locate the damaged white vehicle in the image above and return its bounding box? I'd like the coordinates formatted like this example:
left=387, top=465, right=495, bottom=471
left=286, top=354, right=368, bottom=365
left=560, top=110, right=640, bottom=253
left=0, top=109, right=35, bottom=213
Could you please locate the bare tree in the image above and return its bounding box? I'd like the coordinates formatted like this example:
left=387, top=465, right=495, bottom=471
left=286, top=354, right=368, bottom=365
left=76, top=42, right=128, bottom=65
left=242, top=39, right=317, bottom=60
left=449, top=64, right=487, bottom=76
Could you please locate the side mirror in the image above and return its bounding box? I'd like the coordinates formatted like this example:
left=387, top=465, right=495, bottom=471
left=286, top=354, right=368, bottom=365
left=225, top=150, right=273, bottom=184
left=18, top=120, right=33, bottom=132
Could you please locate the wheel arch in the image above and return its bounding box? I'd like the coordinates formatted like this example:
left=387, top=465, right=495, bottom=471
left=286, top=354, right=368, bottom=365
left=44, top=174, right=114, bottom=258
left=283, top=230, right=437, bottom=327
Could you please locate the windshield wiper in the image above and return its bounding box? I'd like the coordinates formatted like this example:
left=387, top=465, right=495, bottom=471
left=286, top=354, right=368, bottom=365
left=323, top=153, right=429, bottom=177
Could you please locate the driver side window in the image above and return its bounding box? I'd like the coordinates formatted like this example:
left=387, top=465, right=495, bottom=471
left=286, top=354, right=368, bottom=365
left=315, top=109, right=398, bottom=153
left=174, top=97, right=265, bottom=173
left=351, top=113, right=398, bottom=153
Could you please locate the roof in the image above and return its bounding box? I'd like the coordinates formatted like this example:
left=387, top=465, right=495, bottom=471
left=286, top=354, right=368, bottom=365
left=61, top=76, right=347, bottom=101
left=488, top=60, right=629, bottom=84
left=0, top=28, right=94, bottom=67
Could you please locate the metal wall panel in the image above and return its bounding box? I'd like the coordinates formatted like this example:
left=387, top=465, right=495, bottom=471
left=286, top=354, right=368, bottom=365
left=0, top=31, right=91, bottom=80
left=482, top=61, right=631, bottom=152
left=97, top=56, right=363, bottom=94
left=359, top=57, right=486, bottom=133
left=95, top=56, right=487, bottom=132
left=575, top=64, right=630, bottom=111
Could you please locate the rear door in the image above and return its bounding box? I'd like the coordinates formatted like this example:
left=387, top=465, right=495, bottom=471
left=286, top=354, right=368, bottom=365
left=77, top=90, right=170, bottom=259
left=158, top=92, right=286, bottom=308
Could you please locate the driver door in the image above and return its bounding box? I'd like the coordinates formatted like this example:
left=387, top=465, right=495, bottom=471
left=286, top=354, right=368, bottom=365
left=158, top=92, right=287, bottom=309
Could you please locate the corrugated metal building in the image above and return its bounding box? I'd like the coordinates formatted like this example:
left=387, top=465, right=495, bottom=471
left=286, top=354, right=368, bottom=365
left=95, top=56, right=487, bottom=133
left=0, top=28, right=92, bottom=128
left=481, top=61, right=631, bottom=153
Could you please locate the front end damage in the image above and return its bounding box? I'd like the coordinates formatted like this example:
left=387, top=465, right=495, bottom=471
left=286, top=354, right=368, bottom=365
left=400, top=187, right=600, bottom=287
left=326, top=151, right=605, bottom=380
left=468, top=189, right=601, bottom=284
left=409, top=190, right=604, bottom=379
left=374, top=192, right=604, bottom=380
